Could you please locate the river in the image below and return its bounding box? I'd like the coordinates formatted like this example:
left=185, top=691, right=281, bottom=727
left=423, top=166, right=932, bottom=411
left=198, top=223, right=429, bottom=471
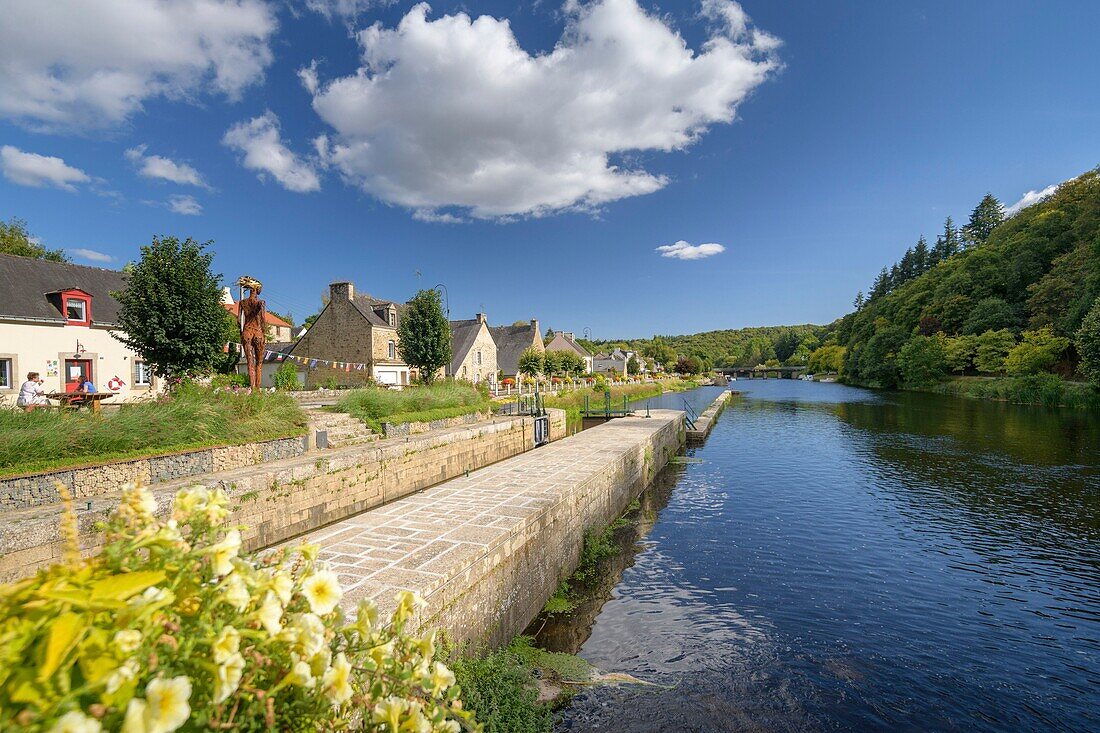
left=544, top=381, right=1099, bottom=731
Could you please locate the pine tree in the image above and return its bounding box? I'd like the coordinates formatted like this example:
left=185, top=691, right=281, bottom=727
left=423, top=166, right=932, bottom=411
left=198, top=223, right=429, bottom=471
left=871, top=266, right=890, bottom=299
left=942, top=216, right=960, bottom=258
left=913, top=236, right=929, bottom=275
left=853, top=291, right=865, bottom=310
left=898, top=247, right=915, bottom=283
left=962, top=193, right=1005, bottom=248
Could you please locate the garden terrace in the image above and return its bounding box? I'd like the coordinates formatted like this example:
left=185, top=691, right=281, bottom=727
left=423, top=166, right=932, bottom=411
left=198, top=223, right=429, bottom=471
left=333, top=381, right=491, bottom=433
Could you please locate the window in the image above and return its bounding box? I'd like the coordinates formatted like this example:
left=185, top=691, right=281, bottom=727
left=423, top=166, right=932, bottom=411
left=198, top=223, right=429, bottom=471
left=388, top=340, right=396, bottom=360
left=134, top=361, right=151, bottom=386
left=66, top=298, right=86, bottom=322
left=388, top=309, right=396, bottom=327
left=0, top=358, right=11, bottom=389
left=476, top=350, right=482, bottom=366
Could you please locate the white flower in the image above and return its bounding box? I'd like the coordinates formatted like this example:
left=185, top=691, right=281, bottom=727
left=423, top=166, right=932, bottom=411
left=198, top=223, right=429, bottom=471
left=208, top=529, right=241, bottom=577
left=120, top=698, right=146, bottom=733
left=143, top=676, right=192, bottom=733
left=323, top=652, right=354, bottom=704
left=301, top=570, right=343, bottom=615
left=372, top=696, right=408, bottom=730
left=173, top=486, right=209, bottom=520
left=286, top=658, right=315, bottom=688
left=212, top=626, right=240, bottom=665
left=257, top=591, right=283, bottom=635
left=428, top=661, right=456, bottom=695
left=114, top=629, right=143, bottom=655
left=204, top=488, right=229, bottom=524
left=49, top=710, right=102, bottom=733
left=271, top=570, right=293, bottom=605
left=130, top=586, right=169, bottom=608
left=292, top=613, right=326, bottom=658
left=213, top=652, right=245, bottom=704
left=221, top=574, right=249, bottom=612
left=105, top=659, right=140, bottom=694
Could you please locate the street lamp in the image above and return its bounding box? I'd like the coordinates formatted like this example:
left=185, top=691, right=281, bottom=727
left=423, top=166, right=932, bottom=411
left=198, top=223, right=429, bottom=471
left=433, top=283, right=450, bottom=319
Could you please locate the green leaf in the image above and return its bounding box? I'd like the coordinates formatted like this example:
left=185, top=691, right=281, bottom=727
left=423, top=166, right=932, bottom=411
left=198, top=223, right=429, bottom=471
left=39, top=612, right=86, bottom=681
left=89, top=570, right=165, bottom=602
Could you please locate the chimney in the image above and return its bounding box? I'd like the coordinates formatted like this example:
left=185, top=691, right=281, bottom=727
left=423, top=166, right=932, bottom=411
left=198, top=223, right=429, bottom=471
left=564, top=332, right=574, bottom=342
left=476, top=312, right=486, bottom=324
left=330, top=281, right=354, bottom=301
left=531, top=319, right=540, bottom=337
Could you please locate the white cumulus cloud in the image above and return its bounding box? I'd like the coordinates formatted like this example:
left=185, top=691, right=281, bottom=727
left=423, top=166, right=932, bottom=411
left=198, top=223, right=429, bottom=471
left=656, top=240, right=725, bottom=260
left=223, top=111, right=322, bottom=193
left=0, top=145, right=92, bottom=191
left=0, top=0, right=277, bottom=131
left=307, top=0, right=779, bottom=219
left=1005, top=183, right=1059, bottom=216
left=68, top=248, right=115, bottom=263
left=303, top=0, right=383, bottom=21
left=168, top=194, right=203, bottom=215
left=124, top=145, right=210, bottom=189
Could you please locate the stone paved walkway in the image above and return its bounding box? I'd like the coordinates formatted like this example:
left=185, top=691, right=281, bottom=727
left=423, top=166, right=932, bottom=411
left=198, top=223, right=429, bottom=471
left=274, top=411, right=682, bottom=619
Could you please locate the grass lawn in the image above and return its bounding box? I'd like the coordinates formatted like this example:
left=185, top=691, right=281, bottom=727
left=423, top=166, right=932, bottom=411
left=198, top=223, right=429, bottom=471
left=0, top=384, right=308, bottom=478
left=334, top=381, right=491, bottom=433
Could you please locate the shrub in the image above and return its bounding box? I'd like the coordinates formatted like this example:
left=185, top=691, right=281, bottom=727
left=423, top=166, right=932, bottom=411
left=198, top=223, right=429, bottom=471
left=943, top=334, right=978, bottom=374
left=1075, top=298, right=1100, bottom=386
left=211, top=373, right=249, bottom=389
left=974, top=329, right=1017, bottom=374
left=897, top=334, right=948, bottom=387
left=273, top=361, right=300, bottom=391
left=450, top=643, right=551, bottom=733
left=1003, top=327, right=1070, bottom=376
left=0, top=484, right=474, bottom=732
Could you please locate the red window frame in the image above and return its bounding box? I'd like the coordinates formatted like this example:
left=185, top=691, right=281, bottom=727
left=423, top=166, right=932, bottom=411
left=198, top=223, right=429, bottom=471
left=60, top=289, right=92, bottom=326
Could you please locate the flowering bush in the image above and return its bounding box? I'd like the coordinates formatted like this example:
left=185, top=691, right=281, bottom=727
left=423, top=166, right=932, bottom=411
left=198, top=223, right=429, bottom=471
left=0, top=484, right=477, bottom=732
left=500, top=378, right=514, bottom=387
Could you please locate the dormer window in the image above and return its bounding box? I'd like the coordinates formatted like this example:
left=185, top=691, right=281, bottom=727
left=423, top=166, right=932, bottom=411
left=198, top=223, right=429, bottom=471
left=66, top=298, right=86, bottom=322
left=388, top=308, right=396, bottom=327
left=57, top=289, right=92, bottom=327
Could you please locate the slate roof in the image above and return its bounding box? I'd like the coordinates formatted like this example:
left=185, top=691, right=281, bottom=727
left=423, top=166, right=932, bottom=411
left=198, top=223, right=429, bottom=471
left=350, top=294, right=403, bottom=328
left=0, top=253, right=128, bottom=325
left=488, top=323, right=542, bottom=375
left=449, top=319, right=484, bottom=374
left=222, top=302, right=291, bottom=328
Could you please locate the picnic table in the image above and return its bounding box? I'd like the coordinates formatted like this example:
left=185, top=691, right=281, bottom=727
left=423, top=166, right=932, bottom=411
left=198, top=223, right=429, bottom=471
left=45, top=392, right=114, bottom=414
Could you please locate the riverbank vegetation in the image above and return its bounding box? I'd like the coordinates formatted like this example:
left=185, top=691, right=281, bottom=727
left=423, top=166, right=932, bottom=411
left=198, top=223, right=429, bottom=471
left=334, top=381, right=491, bottom=432
left=0, top=384, right=307, bottom=478
left=813, top=166, right=1100, bottom=406
left=541, top=378, right=698, bottom=425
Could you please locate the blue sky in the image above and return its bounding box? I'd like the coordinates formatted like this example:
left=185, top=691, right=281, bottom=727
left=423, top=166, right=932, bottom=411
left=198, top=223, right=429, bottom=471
left=1, top=1, right=1097, bottom=339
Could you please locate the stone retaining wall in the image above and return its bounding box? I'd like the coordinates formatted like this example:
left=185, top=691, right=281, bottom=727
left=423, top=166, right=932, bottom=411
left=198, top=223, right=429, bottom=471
left=0, top=436, right=307, bottom=510
left=686, top=390, right=732, bottom=444
left=0, top=410, right=567, bottom=583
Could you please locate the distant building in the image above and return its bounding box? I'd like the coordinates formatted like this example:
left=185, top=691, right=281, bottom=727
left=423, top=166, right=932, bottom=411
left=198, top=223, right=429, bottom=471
left=545, top=331, right=594, bottom=373
left=488, top=319, right=543, bottom=379
left=221, top=287, right=293, bottom=341
left=448, top=313, right=497, bottom=384
left=594, top=347, right=641, bottom=375
left=282, top=281, right=409, bottom=388
left=0, top=253, right=161, bottom=406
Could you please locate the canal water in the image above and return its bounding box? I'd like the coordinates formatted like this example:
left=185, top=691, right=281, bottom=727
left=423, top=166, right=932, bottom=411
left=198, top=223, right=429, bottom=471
left=547, top=381, right=1099, bottom=731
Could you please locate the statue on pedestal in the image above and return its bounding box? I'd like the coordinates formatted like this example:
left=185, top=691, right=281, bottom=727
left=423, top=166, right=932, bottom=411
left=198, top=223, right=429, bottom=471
left=238, top=276, right=265, bottom=391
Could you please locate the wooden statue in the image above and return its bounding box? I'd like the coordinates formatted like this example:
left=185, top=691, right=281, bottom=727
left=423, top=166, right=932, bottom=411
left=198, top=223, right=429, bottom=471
left=238, top=276, right=266, bottom=391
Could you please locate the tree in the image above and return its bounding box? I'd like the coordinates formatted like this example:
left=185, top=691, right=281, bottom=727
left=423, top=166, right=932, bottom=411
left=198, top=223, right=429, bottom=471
left=897, top=334, right=948, bottom=387
left=674, top=356, right=701, bottom=375
left=1076, top=298, right=1100, bottom=386
left=774, top=328, right=800, bottom=363
left=558, top=350, right=586, bottom=376
left=807, top=344, right=845, bottom=373
left=913, top=236, right=930, bottom=275
left=626, top=355, right=641, bottom=375
left=962, top=297, right=1019, bottom=335
left=974, top=329, right=1017, bottom=374
left=944, top=335, right=978, bottom=373
left=962, top=193, right=1004, bottom=248
left=113, top=236, right=226, bottom=379
left=855, top=325, right=909, bottom=387
left=542, top=349, right=564, bottom=375
left=853, top=291, right=865, bottom=310
left=397, top=289, right=451, bottom=384
left=644, top=342, right=676, bottom=371
left=518, top=346, right=544, bottom=378
left=1003, top=327, right=1069, bottom=376
left=0, top=217, right=68, bottom=261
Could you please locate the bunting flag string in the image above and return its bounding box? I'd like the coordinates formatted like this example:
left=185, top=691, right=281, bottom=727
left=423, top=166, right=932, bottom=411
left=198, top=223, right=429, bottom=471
left=225, top=342, right=374, bottom=372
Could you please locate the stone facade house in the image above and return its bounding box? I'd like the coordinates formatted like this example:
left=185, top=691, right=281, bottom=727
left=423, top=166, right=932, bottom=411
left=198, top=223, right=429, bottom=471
left=448, top=313, right=497, bottom=384
left=286, top=281, right=409, bottom=388
left=0, top=253, right=161, bottom=406
left=594, top=347, right=641, bottom=375
left=488, top=319, right=543, bottom=379
left=545, top=331, right=594, bottom=373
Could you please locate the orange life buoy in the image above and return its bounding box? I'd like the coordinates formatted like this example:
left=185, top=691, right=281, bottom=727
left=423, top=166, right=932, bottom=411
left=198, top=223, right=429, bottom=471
left=107, top=376, right=125, bottom=392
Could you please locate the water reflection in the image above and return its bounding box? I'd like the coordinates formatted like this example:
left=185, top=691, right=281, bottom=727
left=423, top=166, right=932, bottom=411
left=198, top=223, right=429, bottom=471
left=555, top=381, right=1100, bottom=732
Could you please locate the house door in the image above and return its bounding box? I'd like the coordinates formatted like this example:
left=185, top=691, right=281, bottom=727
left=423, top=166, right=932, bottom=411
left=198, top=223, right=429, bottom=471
left=64, top=359, right=92, bottom=393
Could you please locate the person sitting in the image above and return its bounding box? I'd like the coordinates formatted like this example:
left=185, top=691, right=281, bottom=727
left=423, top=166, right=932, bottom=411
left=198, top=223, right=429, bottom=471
left=72, top=377, right=97, bottom=408
left=16, top=372, right=49, bottom=412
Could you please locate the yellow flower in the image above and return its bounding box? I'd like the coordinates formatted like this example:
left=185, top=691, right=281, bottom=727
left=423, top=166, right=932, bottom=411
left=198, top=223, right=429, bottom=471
left=323, top=652, right=354, bottom=704
left=50, top=710, right=102, bottom=733
left=371, top=696, right=407, bottom=730
left=257, top=591, right=283, bottom=635
left=292, top=612, right=326, bottom=658
left=212, top=626, right=240, bottom=665
left=204, top=488, right=229, bottom=524
left=417, top=630, right=436, bottom=660
left=221, top=573, right=249, bottom=612
left=213, top=652, right=245, bottom=704
left=354, top=599, right=379, bottom=636
left=286, top=658, right=315, bottom=688
left=208, top=529, right=241, bottom=577
left=439, top=721, right=461, bottom=733
left=271, top=570, right=294, bottom=604
left=301, top=570, right=343, bottom=615
left=143, top=676, right=192, bottom=733
left=393, top=590, right=426, bottom=623
left=172, top=486, right=209, bottom=520
left=114, top=629, right=143, bottom=655
left=120, top=698, right=146, bottom=733
left=428, top=661, right=456, bottom=695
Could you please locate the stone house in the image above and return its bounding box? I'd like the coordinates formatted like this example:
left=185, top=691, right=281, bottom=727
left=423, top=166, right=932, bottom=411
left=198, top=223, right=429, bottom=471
left=545, top=330, right=594, bottom=373
left=286, top=281, right=410, bottom=388
left=488, top=319, right=543, bottom=379
left=448, top=313, right=497, bottom=384
left=0, top=252, right=161, bottom=406
left=594, top=347, right=642, bottom=375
